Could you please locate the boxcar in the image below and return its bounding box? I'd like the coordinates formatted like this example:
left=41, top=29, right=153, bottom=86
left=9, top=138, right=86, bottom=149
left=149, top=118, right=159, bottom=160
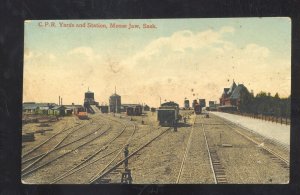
left=134, top=106, right=142, bottom=115
left=126, top=106, right=142, bottom=116
left=194, top=104, right=202, bottom=115
left=157, top=107, right=179, bottom=126
left=100, top=106, right=109, bottom=113
left=126, top=107, right=134, bottom=116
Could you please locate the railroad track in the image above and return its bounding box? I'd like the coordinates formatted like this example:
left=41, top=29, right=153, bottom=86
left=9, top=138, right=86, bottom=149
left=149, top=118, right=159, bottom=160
left=50, top=116, right=137, bottom=184
left=89, top=126, right=172, bottom=184
left=209, top=113, right=289, bottom=169
left=224, top=122, right=290, bottom=170
left=21, top=117, right=112, bottom=177
left=176, top=114, right=196, bottom=183
left=21, top=119, right=101, bottom=171
left=210, top=113, right=290, bottom=152
left=21, top=116, right=105, bottom=159
left=21, top=121, right=106, bottom=165
left=201, top=123, right=228, bottom=184
left=21, top=120, right=85, bottom=159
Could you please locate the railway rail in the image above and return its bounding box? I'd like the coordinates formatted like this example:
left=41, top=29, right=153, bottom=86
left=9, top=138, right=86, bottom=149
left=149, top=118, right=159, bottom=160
left=201, top=123, right=228, bottom=184
left=201, top=114, right=289, bottom=184
left=21, top=118, right=112, bottom=177
left=50, top=117, right=137, bottom=184
left=176, top=115, right=196, bottom=183
left=210, top=113, right=289, bottom=152
left=21, top=119, right=101, bottom=172
left=225, top=122, right=289, bottom=170
left=89, top=126, right=172, bottom=184
left=22, top=121, right=84, bottom=158
left=22, top=122, right=106, bottom=164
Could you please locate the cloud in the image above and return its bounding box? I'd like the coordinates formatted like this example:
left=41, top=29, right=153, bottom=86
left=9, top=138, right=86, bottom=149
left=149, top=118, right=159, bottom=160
left=23, top=25, right=290, bottom=106
left=243, top=43, right=270, bottom=58
left=131, top=28, right=229, bottom=61
left=220, top=26, right=235, bottom=33
left=24, top=50, right=57, bottom=62
left=67, top=46, right=95, bottom=58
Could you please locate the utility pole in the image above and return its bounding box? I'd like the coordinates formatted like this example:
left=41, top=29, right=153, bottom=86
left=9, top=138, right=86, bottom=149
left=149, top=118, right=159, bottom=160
left=115, top=86, right=117, bottom=113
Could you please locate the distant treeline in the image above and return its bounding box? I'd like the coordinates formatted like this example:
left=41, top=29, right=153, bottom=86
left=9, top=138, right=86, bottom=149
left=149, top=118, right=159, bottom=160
left=239, top=91, right=291, bottom=118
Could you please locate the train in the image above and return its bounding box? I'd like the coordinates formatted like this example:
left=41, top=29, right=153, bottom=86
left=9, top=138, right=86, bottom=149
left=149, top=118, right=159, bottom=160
left=157, top=101, right=180, bottom=126
left=126, top=105, right=142, bottom=116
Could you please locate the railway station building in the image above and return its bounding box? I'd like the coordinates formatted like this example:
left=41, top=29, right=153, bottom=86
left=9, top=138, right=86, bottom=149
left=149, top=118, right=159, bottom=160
left=219, top=80, right=249, bottom=110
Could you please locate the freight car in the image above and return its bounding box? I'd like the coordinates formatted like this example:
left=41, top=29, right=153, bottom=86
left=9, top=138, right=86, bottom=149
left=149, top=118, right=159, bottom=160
left=126, top=105, right=142, bottom=116
left=157, top=106, right=179, bottom=126
left=100, top=106, right=109, bottom=113
left=192, top=99, right=198, bottom=108
left=184, top=99, right=190, bottom=109
left=194, top=104, right=202, bottom=115
left=77, top=111, right=88, bottom=120
left=199, top=99, right=206, bottom=108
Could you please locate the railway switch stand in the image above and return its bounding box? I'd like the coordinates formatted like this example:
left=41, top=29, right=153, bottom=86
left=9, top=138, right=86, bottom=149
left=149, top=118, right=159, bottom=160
left=121, top=168, right=132, bottom=184
left=121, top=145, right=132, bottom=184
left=124, top=145, right=129, bottom=169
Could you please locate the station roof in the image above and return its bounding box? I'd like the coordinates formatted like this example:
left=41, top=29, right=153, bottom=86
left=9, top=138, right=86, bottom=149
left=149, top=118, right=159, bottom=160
left=110, top=93, right=120, bottom=97
left=228, top=81, right=237, bottom=94
left=230, top=84, right=247, bottom=99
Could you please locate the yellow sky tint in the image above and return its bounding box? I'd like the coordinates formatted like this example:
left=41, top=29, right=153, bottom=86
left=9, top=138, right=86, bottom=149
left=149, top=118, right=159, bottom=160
left=23, top=19, right=291, bottom=107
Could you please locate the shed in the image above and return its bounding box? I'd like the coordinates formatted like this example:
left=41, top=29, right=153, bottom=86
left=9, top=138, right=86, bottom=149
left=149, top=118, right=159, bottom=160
left=23, top=104, right=38, bottom=113
left=48, top=106, right=66, bottom=116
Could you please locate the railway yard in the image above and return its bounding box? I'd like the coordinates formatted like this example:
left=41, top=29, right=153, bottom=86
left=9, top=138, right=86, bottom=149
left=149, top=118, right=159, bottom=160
left=21, top=110, right=289, bottom=184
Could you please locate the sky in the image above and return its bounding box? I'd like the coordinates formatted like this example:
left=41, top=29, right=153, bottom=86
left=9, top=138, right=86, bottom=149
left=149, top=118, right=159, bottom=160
left=23, top=18, right=291, bottom=107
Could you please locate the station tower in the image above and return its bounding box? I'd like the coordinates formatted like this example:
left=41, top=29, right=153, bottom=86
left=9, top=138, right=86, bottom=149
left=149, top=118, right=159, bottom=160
left=109, top=87, right=121, bottom=113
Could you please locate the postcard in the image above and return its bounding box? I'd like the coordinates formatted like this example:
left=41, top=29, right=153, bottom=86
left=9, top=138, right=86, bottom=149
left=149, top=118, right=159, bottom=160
left=22, top=18, right=290, bottom=184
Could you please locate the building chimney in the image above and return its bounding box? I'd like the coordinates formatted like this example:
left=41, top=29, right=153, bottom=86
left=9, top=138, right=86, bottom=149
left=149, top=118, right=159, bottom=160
left=59, top=96, right=60, bottom=105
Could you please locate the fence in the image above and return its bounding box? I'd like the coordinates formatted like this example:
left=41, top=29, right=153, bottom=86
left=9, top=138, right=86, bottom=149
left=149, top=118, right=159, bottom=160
left=226, top=112, right=290, bottom=125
